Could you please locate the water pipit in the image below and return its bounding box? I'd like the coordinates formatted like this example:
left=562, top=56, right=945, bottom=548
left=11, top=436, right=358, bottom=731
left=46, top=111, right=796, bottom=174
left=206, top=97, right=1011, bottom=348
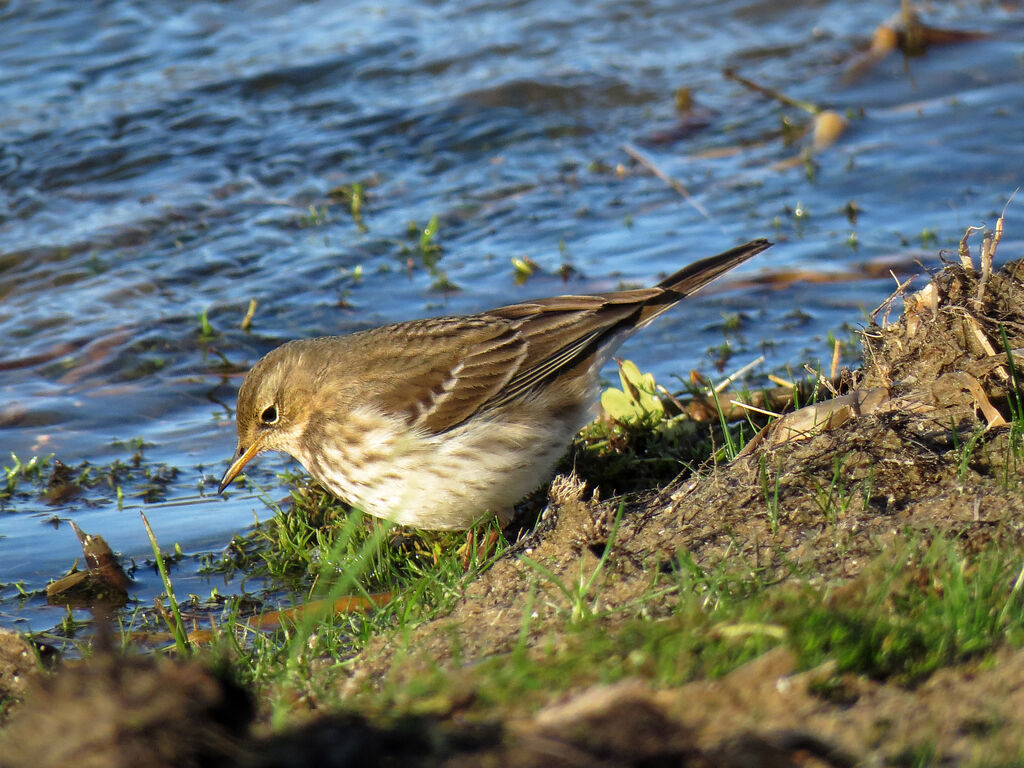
left=219, top=239, right=771, bottom=529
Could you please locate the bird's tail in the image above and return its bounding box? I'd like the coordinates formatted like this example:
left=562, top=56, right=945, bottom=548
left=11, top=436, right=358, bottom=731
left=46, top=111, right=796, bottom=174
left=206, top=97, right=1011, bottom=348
left=635, top=238, right=771, bottom=327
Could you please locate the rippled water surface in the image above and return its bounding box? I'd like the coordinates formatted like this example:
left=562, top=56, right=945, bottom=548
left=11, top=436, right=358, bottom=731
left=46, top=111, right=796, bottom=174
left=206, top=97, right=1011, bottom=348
left=2, top=0, right=1022, bottom=632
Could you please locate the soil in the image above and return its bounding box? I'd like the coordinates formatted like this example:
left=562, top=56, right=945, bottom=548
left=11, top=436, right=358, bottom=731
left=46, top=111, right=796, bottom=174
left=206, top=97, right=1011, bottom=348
left=2, top=248, right=1023, bottom=767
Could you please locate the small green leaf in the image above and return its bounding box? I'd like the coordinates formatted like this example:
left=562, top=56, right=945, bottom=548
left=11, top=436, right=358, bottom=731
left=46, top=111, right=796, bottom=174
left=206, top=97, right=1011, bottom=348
left=511, top=257, right=534, bottom=276
left=601, top=388, right=643, bottom=422
left=601, top=359, right=665, bottom=423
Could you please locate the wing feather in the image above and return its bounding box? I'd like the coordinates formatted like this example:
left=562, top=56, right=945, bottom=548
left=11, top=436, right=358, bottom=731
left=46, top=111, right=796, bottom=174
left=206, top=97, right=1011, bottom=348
left=362, top=239, right=770, bottom=434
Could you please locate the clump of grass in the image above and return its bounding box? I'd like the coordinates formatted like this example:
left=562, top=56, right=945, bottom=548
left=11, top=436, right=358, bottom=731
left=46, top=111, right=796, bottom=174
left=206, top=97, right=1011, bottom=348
left=209, top=478, right=493, bottom=594
left=141, top=512, right=190, bottom=655
left=951, top=424, right=986, bottom=484
left=297, top=204, right=329, bottom=228
left=782, top=536, right=1024, bottom=683
left=412, top=215, right=441, bottom=266
left=3, top=453, right=53, bottom=500
left=197, top=308, right=216, bottom=340
left=810, top=453, right=857, bottom=525
left=196, top=475, right=508, bottom=696
left=400, top=215, right=459, bottom=292
left=329, top=182, right=366, bottom=230
left=573, top=359, right=758, bottom=495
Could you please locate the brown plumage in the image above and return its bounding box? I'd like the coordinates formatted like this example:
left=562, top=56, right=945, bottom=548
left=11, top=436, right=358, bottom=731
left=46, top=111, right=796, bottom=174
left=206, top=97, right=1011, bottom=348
left=219, top=238, right=771, bottom=529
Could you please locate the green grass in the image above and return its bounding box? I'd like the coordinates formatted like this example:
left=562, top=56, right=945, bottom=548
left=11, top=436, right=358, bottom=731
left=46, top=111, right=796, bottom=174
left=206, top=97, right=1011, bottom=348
left=342, top=532, right=1024, bottom=721
left=187, top=480, right=510, bottom=706
left=811, top=453, right=854, bottom=525
left=520, top=503, right=626, bottom=624
left=953, top=424, right=987, bottom=484
left=2, top=453, right=53, bottom=499
left=329, top=182, right=366, bottom=230
left=142, top=511, right=190, bottom=655
left=197, top=308, right=216, bottom=340
left=207, top=476, right=503, bottom=594
left=754, top=536, right=1024, bottom=684
left=296, top=204, right=329, bottom=228
left=398, top=214, right=459, bottom=292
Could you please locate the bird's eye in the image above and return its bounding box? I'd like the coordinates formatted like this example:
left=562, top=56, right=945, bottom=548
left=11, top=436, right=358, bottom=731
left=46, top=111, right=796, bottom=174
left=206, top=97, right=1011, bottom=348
left=260, top=404, right=279, bottom=425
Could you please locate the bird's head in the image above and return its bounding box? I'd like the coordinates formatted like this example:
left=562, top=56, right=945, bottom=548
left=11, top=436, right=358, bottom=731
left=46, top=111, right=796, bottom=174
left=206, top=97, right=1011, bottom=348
left=218, top=340, right=323, bottom=492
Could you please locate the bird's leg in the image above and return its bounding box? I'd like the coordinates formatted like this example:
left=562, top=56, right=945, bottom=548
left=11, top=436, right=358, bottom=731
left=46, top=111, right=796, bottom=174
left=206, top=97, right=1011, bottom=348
left=456, top=510, right=508, bottom=568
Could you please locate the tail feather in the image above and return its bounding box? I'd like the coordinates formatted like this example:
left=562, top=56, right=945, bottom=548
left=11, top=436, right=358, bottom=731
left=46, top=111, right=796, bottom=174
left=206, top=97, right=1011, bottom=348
left=487, top=238, right=772, bottom=411
left=637, top=238, right=771, bottom=326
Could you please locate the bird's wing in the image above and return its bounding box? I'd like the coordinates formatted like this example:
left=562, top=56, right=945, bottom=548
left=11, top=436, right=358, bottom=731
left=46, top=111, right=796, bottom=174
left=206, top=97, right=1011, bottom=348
left=365, top=301, right=641, bottom=434
left=402, top=296, right=654, bottom=432
left=484, top=296, right=652, bottom=407
left=362, top=317, right=529, bottom=434
left=365, top=240, right=770, bottom=434
left=482, top=239, right=771, bottom=406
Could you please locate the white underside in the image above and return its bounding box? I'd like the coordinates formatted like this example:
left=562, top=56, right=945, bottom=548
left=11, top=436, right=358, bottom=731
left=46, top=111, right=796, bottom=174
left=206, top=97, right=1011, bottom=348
left=295, top=395, right=593, bottom=529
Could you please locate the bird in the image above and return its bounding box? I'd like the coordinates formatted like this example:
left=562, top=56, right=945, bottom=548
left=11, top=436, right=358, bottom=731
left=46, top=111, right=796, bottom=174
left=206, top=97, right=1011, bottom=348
left=218, top=238, right=771, bottom=529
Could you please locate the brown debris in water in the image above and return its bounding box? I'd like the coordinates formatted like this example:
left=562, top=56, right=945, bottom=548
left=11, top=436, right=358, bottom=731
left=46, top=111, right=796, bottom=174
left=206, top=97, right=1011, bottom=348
left=44, top=521, right=131, bottom=608
left=845, top=1, right=990, bottom=83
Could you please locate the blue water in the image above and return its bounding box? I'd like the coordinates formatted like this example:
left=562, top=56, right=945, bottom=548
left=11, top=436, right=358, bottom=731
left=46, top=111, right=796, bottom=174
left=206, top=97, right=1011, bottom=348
left=1, top=0, right=1022, bottom=633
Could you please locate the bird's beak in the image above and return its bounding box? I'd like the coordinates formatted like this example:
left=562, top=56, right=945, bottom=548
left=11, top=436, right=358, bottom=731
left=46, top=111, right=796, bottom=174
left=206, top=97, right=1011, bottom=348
left=218, top=436, right=265, bottom=493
